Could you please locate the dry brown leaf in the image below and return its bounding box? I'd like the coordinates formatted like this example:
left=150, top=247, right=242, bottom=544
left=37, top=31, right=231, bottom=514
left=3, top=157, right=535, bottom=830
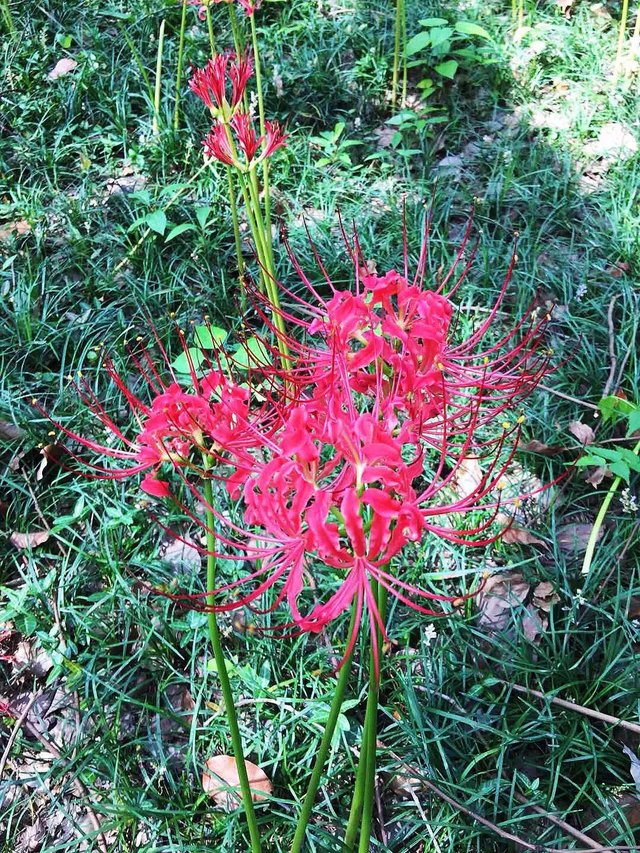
left=477, top=573, right=530, bottom=631
left=203, top=755, right=272, bottom=809
left=532, top=581, right=559, bottom=612
left=389, top=772, right=424, bottom=796
left=585, top=465, right=610, bottom=487
left=501, top=525, right=546, bottom=546
left=521, top=604, right=547, bottom=643
left=0, top=220, right=31, bottom=241
left=568, top=420, right=595, bottom=445
left=10, top=530, right=50, bottom=549
left=0, top=420, right=24, bottom=440
left=606, top=260, right=631, bottom=278
left=48, top=57, right=78, bottom=80
left=557, top=522, right=600, bottom=553
left=519, top=439, right=563, bottom=456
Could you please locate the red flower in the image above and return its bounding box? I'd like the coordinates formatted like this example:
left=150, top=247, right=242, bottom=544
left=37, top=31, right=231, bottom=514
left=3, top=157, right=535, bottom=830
left=189, top=51, right=253, bottom=115
left=203, top=122, right=235, bottom=165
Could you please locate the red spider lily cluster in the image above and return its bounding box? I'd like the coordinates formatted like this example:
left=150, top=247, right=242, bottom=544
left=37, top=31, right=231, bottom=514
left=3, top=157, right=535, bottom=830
left=188, top=0, right=261, bottom=20
left=36, top=227, right=553, bottom=667
left=190, top=51, right=286, bottom=170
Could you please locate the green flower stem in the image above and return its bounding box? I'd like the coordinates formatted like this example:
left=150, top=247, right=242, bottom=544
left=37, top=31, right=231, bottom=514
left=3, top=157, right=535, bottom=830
left=357, top=583, right=387, bottom=853
left=202, top=472, right=262, bottom=853
left=581, top=438, right=640, bottom=578
left=391, top=0, right=403, bottom=110
left=153, top=18, right=166, bottom=135
left=206, top=6, right=216, bottom=57
left=1, top=0, right=14, bottom=34
left=343, top=582, right=388, bottom=852
left=229, top=2, right=245, bottom=54
left=614, top=0, right=631, bottom=78
left=249, top=12, right=273, bottom=265
left=226, top=165, right=247, bottom=307
left=173, top=0, right=189, bottom=130
left=400, top=0, right=407, bottom=108
left=290, top=604, right=359, bottom=853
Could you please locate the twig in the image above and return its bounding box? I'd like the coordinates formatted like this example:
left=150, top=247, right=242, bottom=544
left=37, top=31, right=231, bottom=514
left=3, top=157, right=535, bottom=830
left=603, top=295, right=619, bottom=398
left=513, top=792, right=603, bottom=851
left=506, top=682, right=640, bottom=735
left=537, top=384, right=600, bottom=411
left=0, top=692, right=43, bottom=782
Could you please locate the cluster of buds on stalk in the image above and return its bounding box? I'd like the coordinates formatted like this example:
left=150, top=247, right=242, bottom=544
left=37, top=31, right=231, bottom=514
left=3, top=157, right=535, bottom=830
left=190, top=51, right=286, bottom=172
left=35, top=224, right=555, bottom=668
left=188, top=0, right=261, bottom=20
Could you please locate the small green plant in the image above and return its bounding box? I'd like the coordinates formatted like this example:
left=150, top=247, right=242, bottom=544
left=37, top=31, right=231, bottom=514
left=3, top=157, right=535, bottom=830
left=309, top=121, right=362, bottom=169
left=405, top=17, right=494, bottom=98
left=576, top=395, right=640, bottom=578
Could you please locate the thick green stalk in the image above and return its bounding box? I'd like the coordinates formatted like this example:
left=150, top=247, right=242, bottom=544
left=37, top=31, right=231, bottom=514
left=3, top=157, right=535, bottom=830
left=400, top=0, right=407, bottom=108
left=290, top=605, right=359, bottom=853
left=173, top=0, right=189, bottom=130
left=357, top=583, right=387, bottom=853
left=614, top=0, right=631, bottom=79
left=226, top=165, right=247, bottom=305
left=343, top=583, right=388, bottom=852
left=153, top=19, right=166, bottom=135
left=202, top=474, right=262, bottom=853
left=0, top=0, right=14, bottom=34
left=206, top=5, right=216, bottom=57
left=249, top=12, right=273, bottom=264
left=391, top=0, right=403, bottom=110
left=581, top=438, right=640, bottom=578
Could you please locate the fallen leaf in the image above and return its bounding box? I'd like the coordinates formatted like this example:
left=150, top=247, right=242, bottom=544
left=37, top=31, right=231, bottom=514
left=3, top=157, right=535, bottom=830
left=585, top=465, right=610, bottom=487
left=0, top=420, right=24, bottom=440
left=568, top=420, right=595, bottom=445
left=622, top=745, right=640, bottom=795
left=10, top=530, right=50, bottom=549
left=583, top=122, right=637, bottom=162
left=557, top=522, right=601, bottom=554
left=520, top=439, right=564, bottom=456
left=161, top=537, right=201, bottom=576
left=203, top=755, right=272, bottom=808
left=521, top=604, right=546, bottom=643
left=48, top=57, right=78, bottom=80
left=477, top=573, right=530, bottom=631
left=389, top=772, right=424, bottom=796
left=501, top=525, right=546, bottom=546
left=451, top=458, right=483, bottom=500
left=532, top=581, right=559, bottom=612
left=0, top=220, right=31, bottom=241
left=606, top=260, right=631, bottom=278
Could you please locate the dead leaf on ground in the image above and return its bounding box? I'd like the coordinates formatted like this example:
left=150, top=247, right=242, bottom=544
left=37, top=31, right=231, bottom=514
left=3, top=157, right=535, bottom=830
left=203, top=755, right=272, bottom=808
left=0, top=420, right=24, bottom=440
left=532, top=581, right=559, bottom=612
left=522, top=604, right=547, bottom=643
left=556, top=0, right=575, bottom=18
left=477, top=573, right=530, bottom=631
left=568, top=420, right=595, bottom=445
left=0, top=220, right=31, bottom=241
left=161, top=537, right=201, bottom=576
left=585, top=465, right=610, bottom=487
left=48, top=58, right=78, bottom=80
left=501, top=524, right=546, bottom=546
left=557, top=522, right=600, bottom=554
left=606, top=260, right=631, bottom=278
left=10, top=530, right=50, bottom=549
left=519, top=439, right=564, bottom=456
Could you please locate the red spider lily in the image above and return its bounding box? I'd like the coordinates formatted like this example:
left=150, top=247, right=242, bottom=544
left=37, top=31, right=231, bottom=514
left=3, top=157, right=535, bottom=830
left=203, top=113, right=287, bottom=169
left=188, top=0, right=261, bottom=16
left=189, top=51, right=253, bottom=115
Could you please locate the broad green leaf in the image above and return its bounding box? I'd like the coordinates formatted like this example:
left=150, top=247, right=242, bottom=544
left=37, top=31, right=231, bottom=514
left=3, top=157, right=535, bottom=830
left=598, top=394, right=636, bottom=422
left=455, top=21, right=491, bottom=39
left=627, top=407, right=640, bottom=436
left=145, top=209, right=167, bottom=236
left=609, top=460, right=630, bottom=481
left=419, top=17, right=449, bottom=26
left=333, top=121, right=346, bottom=139
left=233, top=336, right=271, bottom=369
left=196, top=205, right=213, bottom=230
left=429, top=27, right=454, bottom=49
left=573, top=455, right=610, bottom=467
left=165, top=222, right=197, bottom=242
left=170, top=347, right=208, bottom=374
left=616, top=447, right=640, bottom=472
left=194, top=324, right=227, bottom=348
left=405, top=31, right=432, bottom=56
left=435, top=60, right=458, bottom=79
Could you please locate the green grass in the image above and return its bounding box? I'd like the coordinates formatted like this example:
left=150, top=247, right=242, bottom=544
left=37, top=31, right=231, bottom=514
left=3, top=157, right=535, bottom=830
left=2, top=0, right=640, bottom=851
